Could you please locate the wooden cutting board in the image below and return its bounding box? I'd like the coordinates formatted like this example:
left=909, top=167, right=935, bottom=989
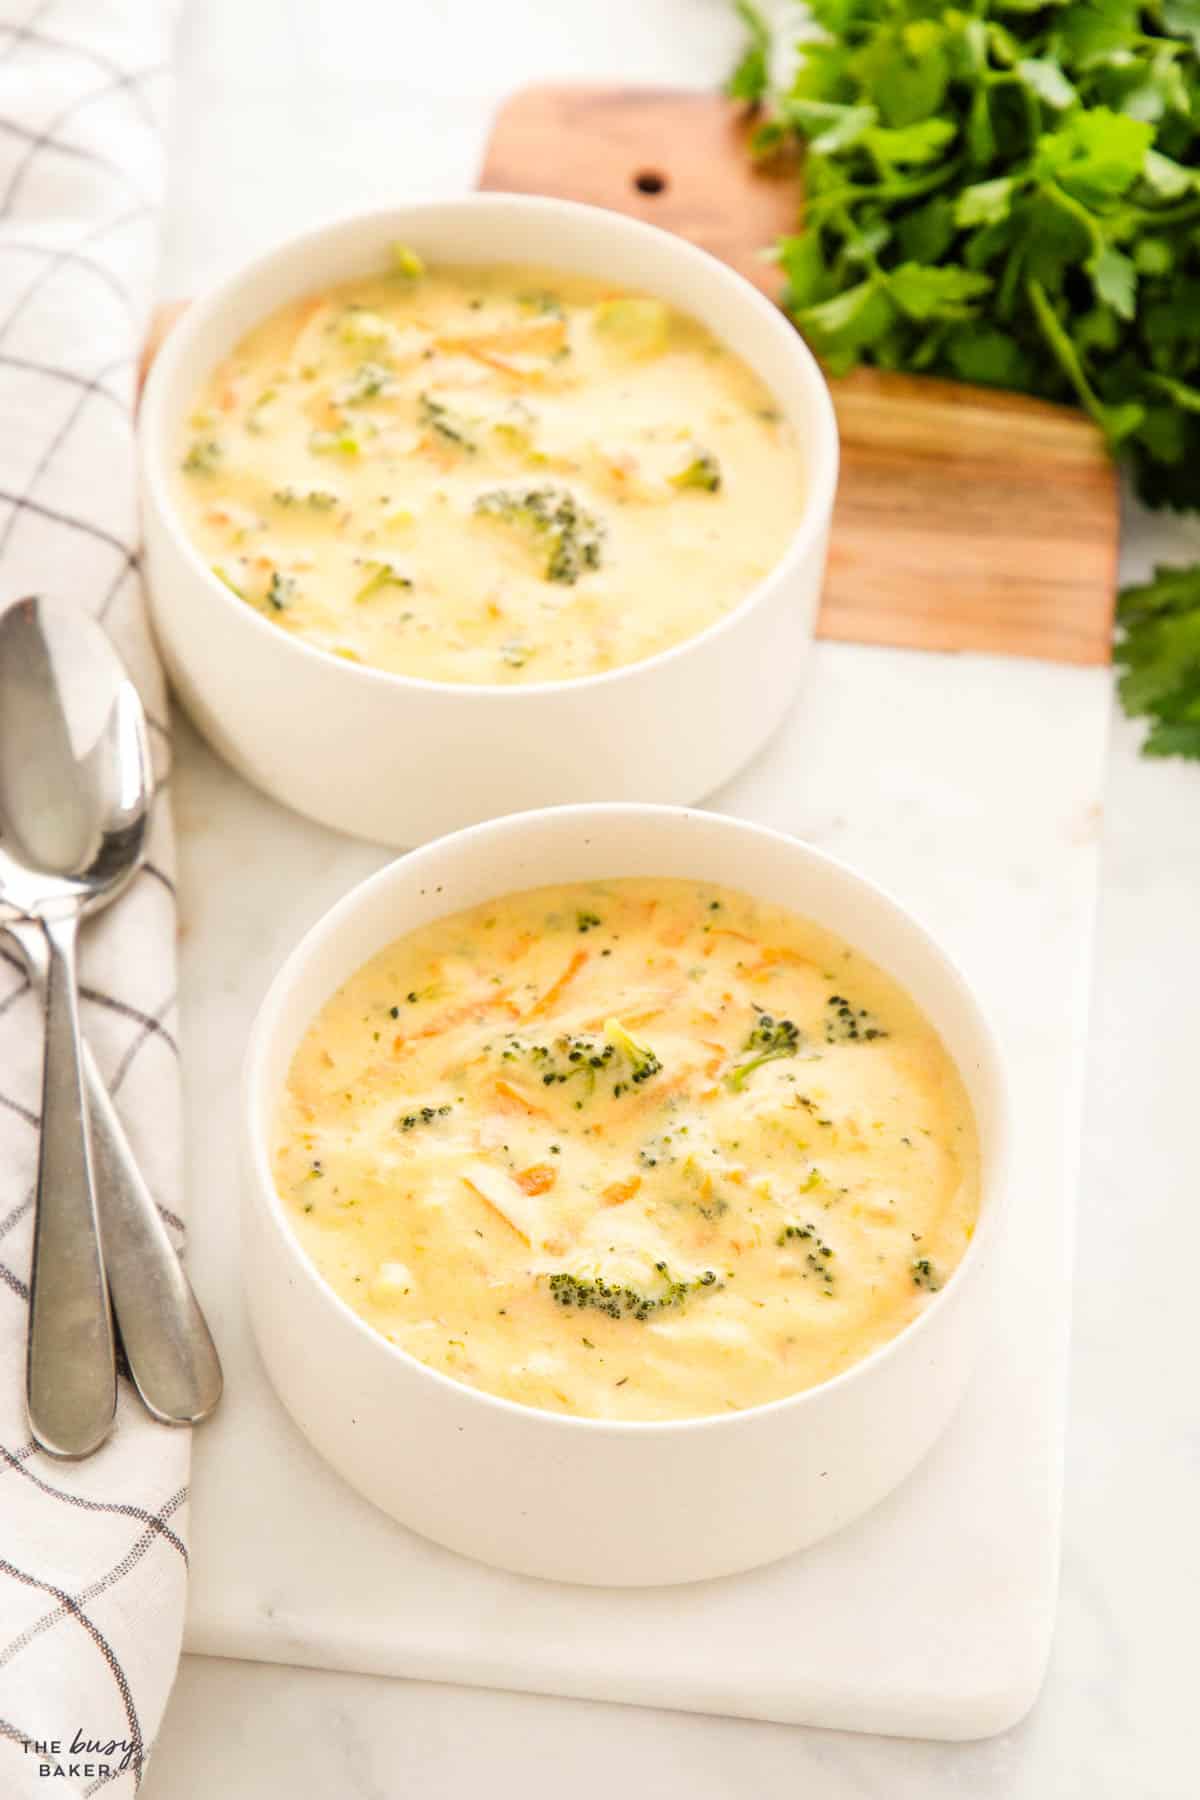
left=145, top=84, right=1120, bottom=667
left=480, top=85, right=1119, bottom=666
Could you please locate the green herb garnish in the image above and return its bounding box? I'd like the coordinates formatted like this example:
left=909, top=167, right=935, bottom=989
left=727, top=2, right=1200, bottom=509
left=1115, top=562, right=1200, bottom=759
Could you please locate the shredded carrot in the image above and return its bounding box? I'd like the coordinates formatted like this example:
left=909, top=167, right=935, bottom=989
left=493, top=1078, right=550, bottom=1119
left=437, top=319, right=567, bottom=359
left=742, top=946, right=818, bottom=981
left=699, top=1038, right=727, bottom=1078
left=455, top=346, right=540, bottom=379
left=302, top=389, right=340, bottom=430
left=626, top=999, right=677, bottom=1026
left=515, top=1163, right=557, bottom=1196
left=285, top=294, right=328, bottom=359
left=526, top=947, right=589, bottom=1018
left=419, top=435, right=462, bottom=469
left=704, top=927, right=756, bottom=957
left=601, top=1176, right=641, bottom=1206
left=739, top=960, right=774, bottom=982
left=391, top=987, right=514, bottom=1057
left=415, top=988, right=513, bottom=1039
left=579, top=994, right=675, bottom=1032
left=628, top=1070, right=691, bottom=1114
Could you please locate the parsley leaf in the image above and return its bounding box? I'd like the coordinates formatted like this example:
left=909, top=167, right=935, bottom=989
left=725, top=0, right=771, bottom=104
left=727, top=0, right=1200, bottom=513
left=1116, top=564, right=1200, bottom=758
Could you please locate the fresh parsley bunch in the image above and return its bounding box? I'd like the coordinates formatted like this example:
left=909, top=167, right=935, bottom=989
left=1115, top=563, right=1200, bottom=755
left=731, top=0, right=1200, bottom=511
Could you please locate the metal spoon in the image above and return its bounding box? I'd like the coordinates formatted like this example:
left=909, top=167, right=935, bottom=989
left=0, top=593, right=148, bottom=1456
left=6, top=912, right=221, bottom=1427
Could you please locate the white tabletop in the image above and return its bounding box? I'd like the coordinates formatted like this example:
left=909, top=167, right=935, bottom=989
left=145, top=2, right=1195, bottom=1793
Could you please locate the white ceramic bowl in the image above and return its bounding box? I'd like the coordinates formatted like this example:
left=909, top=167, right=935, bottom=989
left=242, top=805, right=1010, bottom=1587
left=139, top=196, right=838, bottom=848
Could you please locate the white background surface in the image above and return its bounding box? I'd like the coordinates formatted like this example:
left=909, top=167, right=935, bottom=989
left=144, top=1, right=1196, bottom=1793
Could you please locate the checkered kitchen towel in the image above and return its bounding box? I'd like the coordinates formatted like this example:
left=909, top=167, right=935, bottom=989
left=0, top=4, right=187, bottom=1795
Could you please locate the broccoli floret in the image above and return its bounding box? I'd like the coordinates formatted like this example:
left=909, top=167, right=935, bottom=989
left=546, top=1263, right=720, bottom=1322
left=245, top=389, right=277, bottom=435
left=419, top=392, right=476, bottom=452
left=338, top=362, right=394, bottom=406
left=500, top=1017, right=661, bottom=1106
left=503, top=1032, right=613, bottom=1103
left=397, top=1103, right=452, bottom=1132
left=309, top=427, right=361, bottom=458
left=182, top=438, right=222, bottom=475
left=473, top=484, right=604, bottom=584
left=337, top=308, right=393, bottom=349
left=265, top=571, right=295, bottom=612
left=354, top=559, right=413, bottom=604
left=669, top=449, right=722, bottom=493
left=726, top=1011, right=801, bottom=1091
left=390, top=242, right=426, bottom=280
left=517, top=289, right=565, bottom=317
left=272, top=484, right=339, bottom=511
left=824, top=994, right=888, bottom=1044
left=912, top=1256, right=940, bottom=1292
left=777, top=1220, right=836, bottom=1292
left=603, top=1017, right=662, bottom=1094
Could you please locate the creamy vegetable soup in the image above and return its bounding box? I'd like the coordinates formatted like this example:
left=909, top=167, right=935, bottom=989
left=275, top=879, right=979, bottom=1421
left=176, top=250, right=805, bottom=683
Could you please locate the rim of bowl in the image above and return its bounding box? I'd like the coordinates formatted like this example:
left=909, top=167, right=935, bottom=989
left=140, top=193, right=840, bottom=701
left=242, top=802, right=1013, bottom=1439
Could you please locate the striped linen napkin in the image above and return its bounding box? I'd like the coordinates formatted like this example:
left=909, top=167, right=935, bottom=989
left=0, top=4, right=188, bottom=1794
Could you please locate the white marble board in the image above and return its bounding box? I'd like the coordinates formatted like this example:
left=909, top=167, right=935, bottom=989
left=176, top=638, right=1107, bottom=1739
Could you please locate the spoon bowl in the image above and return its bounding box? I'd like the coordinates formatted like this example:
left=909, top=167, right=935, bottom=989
left=0, top=597, right=150, bottom=915
left=0, top=594, right=152, bottom=1457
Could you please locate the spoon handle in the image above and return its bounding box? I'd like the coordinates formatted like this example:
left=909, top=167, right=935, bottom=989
left=84, top=1040, right=223, bottom=1426
left=27, top=910, right=116, bottom=1458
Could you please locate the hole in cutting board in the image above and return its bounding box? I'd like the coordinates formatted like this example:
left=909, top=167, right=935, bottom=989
left=632, top=169, right=667, bottom=195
